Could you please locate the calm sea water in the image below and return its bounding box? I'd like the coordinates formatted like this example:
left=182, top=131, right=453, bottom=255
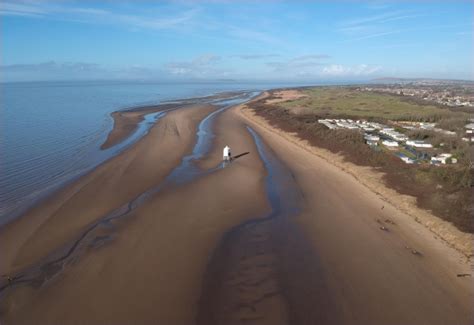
left=0, top=80, right=313, bottom=225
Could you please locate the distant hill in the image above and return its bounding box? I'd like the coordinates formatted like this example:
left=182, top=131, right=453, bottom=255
left=370, top=77, right=474, bottom=85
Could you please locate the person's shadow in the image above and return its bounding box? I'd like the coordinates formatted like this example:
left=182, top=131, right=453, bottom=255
left=233, top=152, right=250, bottom=160
left=222, top=152, right=250, bottom=168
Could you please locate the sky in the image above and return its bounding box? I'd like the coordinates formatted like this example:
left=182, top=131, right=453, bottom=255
left=1, top=0, right=473, bottom=82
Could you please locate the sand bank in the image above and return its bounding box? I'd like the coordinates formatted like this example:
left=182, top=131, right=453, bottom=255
left=100, top=104, right=178, bottom=150
left=0, top=103, right=215, bottom=279
left=0, top=102, right=271, bottom=324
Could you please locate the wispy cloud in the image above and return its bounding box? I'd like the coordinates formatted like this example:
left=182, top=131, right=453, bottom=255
left=0, top=1, right=199, bottom=31
left=1, top=1, right=285, bottom=47
left=366, top=1, right=393, bottom=11
left=0, top=61, right=105, bottom=81
left=225, top=24, right=284, bottom=46
left=164, top=54, right=226, bottom=77
left=340, top=10, right=421, bottom=29
left=1, top=61, right=103, bottom=72
left=321, top=64, right=382, bottom=76
left=231, top=54, right=280, bottom=60
left=346, top=30, right=400, bottom=42
left=101, top=8, right=199, bottom=30
left=337, top=9, right=424, bottom=42
left=292, top=54, right=331, bottom=61
left=0, top=1, right=46, bottom=17
left=266, top=54, right=330, bottom=72
left=0, top=60, right=174, bottom=81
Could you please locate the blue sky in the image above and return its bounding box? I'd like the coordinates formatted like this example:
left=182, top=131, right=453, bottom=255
left=1, top=1, right=473, bottom=82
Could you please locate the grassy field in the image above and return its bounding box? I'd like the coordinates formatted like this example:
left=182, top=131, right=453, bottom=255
left=281, top=87, right=469, bottom=122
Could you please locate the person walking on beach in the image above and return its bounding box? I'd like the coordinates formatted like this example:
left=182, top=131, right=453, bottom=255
left=223, top=145, right=232, bottom=162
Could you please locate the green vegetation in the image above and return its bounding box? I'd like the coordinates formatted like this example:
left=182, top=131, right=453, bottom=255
left=282, top=87, right=470, bottom=122
left=250, top=87, right=474, bottom=233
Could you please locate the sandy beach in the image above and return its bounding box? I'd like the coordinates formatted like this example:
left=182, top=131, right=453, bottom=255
left=0, top=93, right=472, bottom=324
left=236, top=103, right=473, bottom=324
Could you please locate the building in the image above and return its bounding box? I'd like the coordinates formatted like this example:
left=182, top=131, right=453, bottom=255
left=380, top=128, right=408, bottom=141
left=382, top=140, right=398, bottom=147
left=406, top=140, right=433, bottom=148
left=465, top=123, right=474, bottom=130
left=431, top=153, right=457, bottom=165
left=318, top=119, right=339, bottom=129
left=364, top=134, right=380, bottom=141
left=364, top=134, right=379, bottom=146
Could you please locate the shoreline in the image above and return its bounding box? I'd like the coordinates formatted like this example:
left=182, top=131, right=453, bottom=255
left=0, top=102, right=217, bottom=278
left=0, top=94, right=272, bottom=324
left=0, top=89, right=258, bottom=276
left=0, top=102, right=188, bottom=229
left=100, top=103, right=179, bottom=150
left=1, top=88, right=472, bottom=324
left=237, top=95, right=473, bottom=259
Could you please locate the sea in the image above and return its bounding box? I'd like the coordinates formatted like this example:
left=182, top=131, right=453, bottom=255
left=0, top=80, right=316, bottom=225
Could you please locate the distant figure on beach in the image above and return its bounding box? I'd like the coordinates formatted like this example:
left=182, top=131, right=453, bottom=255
left=2, top=275, right=13, bottom=286
left=223, top=145, right=232, bottom=162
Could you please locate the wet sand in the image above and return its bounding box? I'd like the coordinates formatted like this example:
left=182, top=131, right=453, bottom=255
left=0, top=97, right=271, bottom=324
left=0, top=103, right=215, bottom=278
left=1, top=93, right=473, bottom=324
left=100, top=104, right=178, bottom=150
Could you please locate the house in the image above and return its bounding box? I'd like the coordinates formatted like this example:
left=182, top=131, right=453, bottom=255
left=431, top=153, right=456, bottom=165
left=318, top=119, right=339, bottom=129
left=364, top=134, right=380, bottom=142
left=382, top=140, right=398, bottom=147
left=406, top=140, right=433, bottom=148
left=365, top=134, right=379, bottom=146
left=419, top=122, right=435, bottom=130
left=380, top=128, right=408, bottom=141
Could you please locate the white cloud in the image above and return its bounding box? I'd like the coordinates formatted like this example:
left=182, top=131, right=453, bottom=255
left=165, top=54, right=223, bottom=76
left=321, top=64, right=382, bottom=76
